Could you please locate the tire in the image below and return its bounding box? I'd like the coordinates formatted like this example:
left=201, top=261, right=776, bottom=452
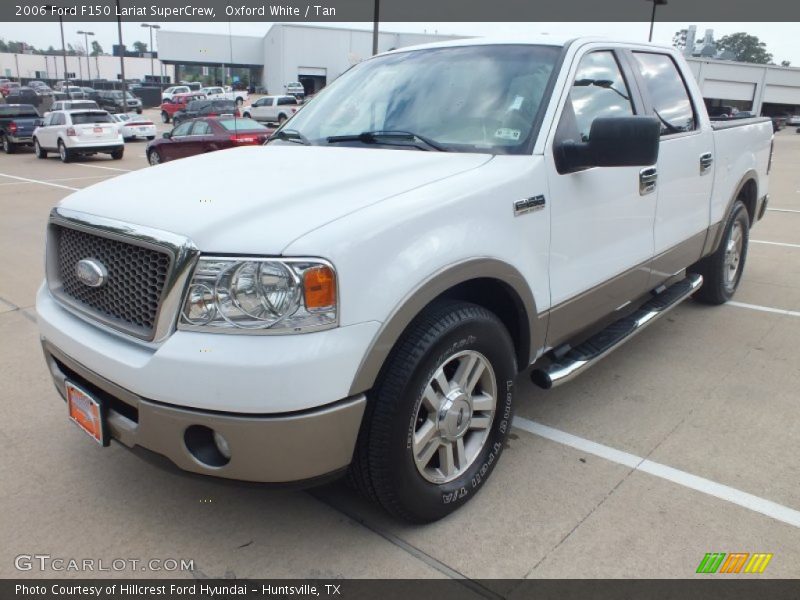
left=110, top=148, right=124, bottom=160
left=136, top=108, right=142, bottom=114
left=236, top=97, right=244, bottom=107
left=161, top=111, right=170, bottom=124
left=147, top=149, right=161, bottom=166
left=146, top=136, right=155, bottom=141
left=123, top=136, right=133, bottom=143
left=349, top=300, right=517, bottom=523
left=278, top=114, right=287, bottom=124
left=243, top=112, right=251, bottom=119
left=34, top=138, right=47, bottom=159
left=691, top=200, right=750, bottom=305
left=2, top=134, right=16, bottom=154
left=58, top=140, right=71, bottom=163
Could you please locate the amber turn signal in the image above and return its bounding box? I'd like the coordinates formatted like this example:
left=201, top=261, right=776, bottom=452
left=303, top=265, right=336, bottom=310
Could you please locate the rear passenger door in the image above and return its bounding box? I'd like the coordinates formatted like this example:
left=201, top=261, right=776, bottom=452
left=544, top=47, right=657, bottom=345
left=626, top=51, right=714, bottom=284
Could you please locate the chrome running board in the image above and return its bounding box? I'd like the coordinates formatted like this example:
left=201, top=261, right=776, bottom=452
left=531, top=273, right=703, bottom=390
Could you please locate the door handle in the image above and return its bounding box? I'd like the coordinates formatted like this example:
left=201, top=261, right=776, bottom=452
left=700, top=152, right=713, bottom=175
left=639, top=167, right=658, bottom=196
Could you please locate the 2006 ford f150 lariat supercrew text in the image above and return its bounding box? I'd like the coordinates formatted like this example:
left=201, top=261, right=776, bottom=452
left=37, top=37, right=772, bottom=522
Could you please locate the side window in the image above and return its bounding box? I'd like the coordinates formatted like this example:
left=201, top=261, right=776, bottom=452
left=42, top=114, right=54, bottom=127
left=632, top=52, right=696, bottom=134
left=172, top=122, right=192, bottom=137
left=563, top=50, right=635, bottom=142
left=190, top=121, right=211, bottom=135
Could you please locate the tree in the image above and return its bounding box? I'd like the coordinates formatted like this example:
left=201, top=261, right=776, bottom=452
left=716, top=32, right=773, bottom=64
left=781, top=60, right=791, bottom=67
left=90, top=40, right=103, bottom=56
left=672, top=29, right=688, bottom=49
left=132, top=40, right=148, bottom=54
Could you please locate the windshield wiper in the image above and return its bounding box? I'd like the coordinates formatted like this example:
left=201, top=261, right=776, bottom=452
left=326, top=130, right=448, bottom=152
left=269, top=128, right=311, bottom=145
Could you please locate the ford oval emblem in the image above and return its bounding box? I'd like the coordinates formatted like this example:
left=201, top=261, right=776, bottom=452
left=75, top=259, right=108, bottom=288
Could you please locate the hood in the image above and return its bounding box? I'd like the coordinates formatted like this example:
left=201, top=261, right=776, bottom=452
left=59, top=145, right=493, bottom=254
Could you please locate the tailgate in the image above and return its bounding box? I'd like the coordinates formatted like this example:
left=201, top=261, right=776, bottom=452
left=13, top=119, right=38, bottom=137
left=75, top=123, right=118, bottom=142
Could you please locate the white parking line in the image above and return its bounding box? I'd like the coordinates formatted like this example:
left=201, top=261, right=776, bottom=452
left=513, top=417, right=800, bottom=528
left=751, top=239, right=800, bottom=249
left=0, top=173, right=78, bottom=192
left=727, top=301, right=800, bottom=318
left=73, top=163, right=131, bottom=172
left=0, top=175, right=111, bottom=186
left=767, top=208, right=800, bottom=214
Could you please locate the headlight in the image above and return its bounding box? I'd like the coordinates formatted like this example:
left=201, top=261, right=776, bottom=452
left=178, top=258, right=337, bottom=333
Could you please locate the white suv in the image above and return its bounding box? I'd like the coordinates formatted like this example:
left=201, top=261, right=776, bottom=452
left=243, top=95, right=299, bottom=124
left=33, top=110, right=124, bottom=163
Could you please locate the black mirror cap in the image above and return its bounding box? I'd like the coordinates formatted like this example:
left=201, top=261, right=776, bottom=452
left=556, top=116, right=660, bottom=173
left=590, top=116, right=660, bottom=167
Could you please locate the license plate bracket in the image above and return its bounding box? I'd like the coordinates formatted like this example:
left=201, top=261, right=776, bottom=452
left=66, top=381, right=108, bottom=446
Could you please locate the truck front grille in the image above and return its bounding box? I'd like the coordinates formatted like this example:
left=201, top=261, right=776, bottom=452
left=51, top=224, right=172, bottom=340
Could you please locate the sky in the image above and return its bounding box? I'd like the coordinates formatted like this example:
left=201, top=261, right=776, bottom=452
left=1, top=21, right=799, bottom=66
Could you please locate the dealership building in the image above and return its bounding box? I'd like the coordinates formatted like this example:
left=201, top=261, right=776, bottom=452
left=155, top=24, right=460, bottom=95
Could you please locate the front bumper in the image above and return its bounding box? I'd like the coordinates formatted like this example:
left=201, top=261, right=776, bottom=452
left=42, top=339, right=366, bottom=483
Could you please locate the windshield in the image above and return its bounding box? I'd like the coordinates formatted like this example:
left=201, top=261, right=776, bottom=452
left=0, top=106, right=38, bottom=117
left=280, top=44, right=560, bottom=154
left=71, top=112, right=113, bottom=124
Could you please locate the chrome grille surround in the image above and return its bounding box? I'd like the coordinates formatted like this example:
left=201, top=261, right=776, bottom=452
left=46, top=207, right=199, bottom=343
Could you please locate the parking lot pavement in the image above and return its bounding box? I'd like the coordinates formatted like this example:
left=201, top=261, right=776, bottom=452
left=1, top=129, right=799, bottom=579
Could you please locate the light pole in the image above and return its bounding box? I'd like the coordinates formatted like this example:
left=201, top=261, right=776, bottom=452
left=115, top=0, right=127, bottom=98
left=372, top=0, right=380, bottom=55
left=141, top=23, right=160, bottom=81
left=77, top=30, right=94, bottom=81
left=646, top=0, right=668, bottom=42
left=44, top=5, right=68, bottom=83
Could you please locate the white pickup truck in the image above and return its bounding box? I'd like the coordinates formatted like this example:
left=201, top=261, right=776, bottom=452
left=37, top=37, right=772, bottom=523
left=200, top=86, right=249, bottom=106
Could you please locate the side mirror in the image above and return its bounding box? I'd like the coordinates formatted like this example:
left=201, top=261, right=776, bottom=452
left=555, top=116, right=660, bottom=174
left=162, top=132, right=172, bottom=139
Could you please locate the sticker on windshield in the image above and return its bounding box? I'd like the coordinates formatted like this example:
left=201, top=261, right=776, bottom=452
left=509, top=95, right=525, bottom=111
left=494, top=128, right=521, bottom=141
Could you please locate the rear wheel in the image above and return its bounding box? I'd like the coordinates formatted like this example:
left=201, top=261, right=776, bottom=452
left=2, top=134, right=16, bottom=154
left=243, top=112, right=251, bottom=119
left=34, top=138, right=47, bottom=159
left=110, top=148, right=124, bottom=160
left=148, top=149, right=161, bottom=166
left=349, top=300, right=517, bottom=523
left=691, top=200, right=750, bottom=304
left=58, top=140, right=71, bottom=163
left=146, top=136, right=155, bottom=141
left=161, top=111, right=170, bottom=124
left=278, top=113, right=287, bottom=124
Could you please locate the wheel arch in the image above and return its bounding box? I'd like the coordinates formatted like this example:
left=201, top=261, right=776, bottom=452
left=703, top=169, right=759, bottom=257
left=348, top=258, right=544, bottom=395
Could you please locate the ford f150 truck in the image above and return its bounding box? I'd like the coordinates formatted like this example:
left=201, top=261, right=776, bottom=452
left=37, top=37, right=772, bottom=523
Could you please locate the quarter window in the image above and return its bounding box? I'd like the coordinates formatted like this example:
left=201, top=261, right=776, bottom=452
left=191, top=121, right=212, bottom=135
left=564, top=51, right=635, bottom=142
left=632, top=52, right=696, bottom=135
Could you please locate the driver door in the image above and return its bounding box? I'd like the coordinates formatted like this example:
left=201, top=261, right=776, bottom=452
left=544, top=47, right=657, bottom=345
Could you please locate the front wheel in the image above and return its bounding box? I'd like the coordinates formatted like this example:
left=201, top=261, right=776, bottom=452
left=278, top=114, right=287, bottom=124
left=349, top=300, right=517, bottom=523
left=691, top=200, right=750, bottom=304
left=147, top=149, right=161, bottom=166
left=243, top=112, right=251, bottom=119
left=161, top=111, right=170, bottom=124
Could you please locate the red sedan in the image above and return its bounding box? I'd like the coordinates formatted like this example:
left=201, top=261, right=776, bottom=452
left=146, top=117, right=274, bottom=166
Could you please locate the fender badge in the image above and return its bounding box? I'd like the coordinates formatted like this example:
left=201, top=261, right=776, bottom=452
left=514, top=195, right=546, bottom=216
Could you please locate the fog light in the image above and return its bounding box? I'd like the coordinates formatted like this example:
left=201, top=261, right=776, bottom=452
left=213, top=430, right=231, bottom=460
